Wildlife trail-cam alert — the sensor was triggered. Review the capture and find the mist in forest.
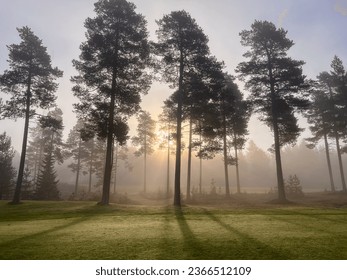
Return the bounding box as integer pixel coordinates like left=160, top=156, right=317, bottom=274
left=48, top=139, right=343, bottom=200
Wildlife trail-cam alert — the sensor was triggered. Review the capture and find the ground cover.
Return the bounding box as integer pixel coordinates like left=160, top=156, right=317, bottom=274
left=1, top=194, right=347, bottom=260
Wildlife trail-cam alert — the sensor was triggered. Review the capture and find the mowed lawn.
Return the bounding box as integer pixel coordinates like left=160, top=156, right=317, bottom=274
left=0, top=200, right=347, bottom=259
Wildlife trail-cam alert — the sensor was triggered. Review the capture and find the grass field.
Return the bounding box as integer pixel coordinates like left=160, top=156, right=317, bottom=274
left=1, top=194, right=347, bottom=260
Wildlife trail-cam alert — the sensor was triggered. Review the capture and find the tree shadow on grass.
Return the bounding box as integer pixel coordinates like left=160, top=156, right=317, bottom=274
left=174, top=207, right=207, bottom=259
left=274, top=209, right=347, bottom=225
left=261, top=210, right=344, bottom=236
left=0, top=215, right=91, bottom=258
left=202, top=209, right=295, bottom=259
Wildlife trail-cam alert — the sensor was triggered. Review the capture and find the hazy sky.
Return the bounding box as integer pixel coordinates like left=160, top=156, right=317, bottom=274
left=1, top=0, right=347, bottom=152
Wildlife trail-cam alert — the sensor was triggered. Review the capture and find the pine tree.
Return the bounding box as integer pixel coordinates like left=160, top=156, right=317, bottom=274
left=329, top=56, right=347, bottom=192
left=158, top=107, right=177, bottom=198
left=35, top=152, right=60, bottom=200
left=21, top=165, right=34, bottom=200
left=72, top=0, right=151, bottom=205
left=132, top=111, right=156, bottom=193
left=0, top=132, right=16, bottom=200
left=305, top=78, right=336, bottom=192
left=0, top=26, right=62, bottom=204
left=66, top=120, right=89, bottom=194
left=236, top=20, right=309, bottom=202
left=154, top=10, right=211, bottom=206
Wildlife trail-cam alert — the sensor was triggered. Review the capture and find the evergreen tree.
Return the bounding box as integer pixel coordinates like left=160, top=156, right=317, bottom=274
left=21, top=165, right=34, bottom=200
left=329, top=56, right=347, bottom=192
left=305, top=78, right=336, bottom=192
left=220, top=76, right=250, bottom=194
left=35, top=152, right=60, bottom=200
left=158, top=107, right=176, bottom=197
left=66, top=120, right=89, bottom=194
left=0, top=132, right=16, bottom=200
left=83, top=137, right=97, bottom=193
left=285, top=174, right=303, bottom=196
left=154, top=10, right=211, bottom=206
left=0, top=26, right=62, bottom=204
left=111, top=143, right=131, bottom=194
left=236, top=20, right=309, bottom=202
left=72, top=0, right=151, bottom=205
left=26, top=108, right=65, bottom=185
left=132, top=111, right=156, bottom=193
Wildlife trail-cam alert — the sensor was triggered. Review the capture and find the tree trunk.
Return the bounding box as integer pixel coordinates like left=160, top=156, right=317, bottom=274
left=323, top=132, right=335, bottom=192
left=199, top=129, right=202, bottom=194
left=166, top=122, right=170, bottom=198
left=36, top=134, right=44, bottom=185
left=12, top=73, right=32, bottom=204
left=186, top=116, right=193, bottom=201
left=101, top=70, right=116, bottom=205
left=272, top=119, right=286, bottom=201
left=234, top=132, right=241, bottom=194
left=327, top=83, right=346, bottom=192
left=267, top=51, right=286, bottom=202
left=222, top=114, right=230, bottom=197
left=144, top=139, right=147, bottom=193
left=74, top=136, right=82, bottom=194
left=335, top=133, right=347, bottom=192
left=88, top=139, right=94, bottom=193
left=174, top=50, right=184, bottom=207
left=113, top=143, right=118, bottom=194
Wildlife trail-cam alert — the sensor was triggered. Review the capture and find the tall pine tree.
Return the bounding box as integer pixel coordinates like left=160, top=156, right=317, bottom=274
left=0, top=26, right=62, bottom=204
left=154, top=10, right=211, bottom=206
left=236, top=20, right=309, bottom=202
left=72, top=0, right=151, bottom=205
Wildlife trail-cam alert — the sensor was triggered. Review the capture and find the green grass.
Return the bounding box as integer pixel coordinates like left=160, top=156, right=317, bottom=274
left=0, top=200, right=347, bottom=259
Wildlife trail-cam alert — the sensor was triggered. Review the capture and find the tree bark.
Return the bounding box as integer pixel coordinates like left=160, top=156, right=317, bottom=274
left=267, top=50, right=287, bottom=202
left=144, top=132, right=147, bottom=193
left=234, top=132, right=241, bottom=194
left=12, top=72, right=32, bottom=204
left=222, top=113, right=230, bottom=197
left=166, top=122, right=170, bottom=198
left=335, top=133, right=347, bottom=192
left=101, top=70, right=116, bottom=205
left=323, top=132, right=335, bottom=192
left=74, top=136, right=82, bottom=194
left=174, top=49, right=184, bottom=207
left=113, top=143, right=118, bottom=194
left=186, top=116, right=193, bottom=200
left=199, top=129, right=202, bottom=194
left=88, top=139, right=94, bottom=193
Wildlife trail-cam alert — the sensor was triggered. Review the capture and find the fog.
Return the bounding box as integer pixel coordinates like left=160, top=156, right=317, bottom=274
left=49, top=139, right=343, bottom=201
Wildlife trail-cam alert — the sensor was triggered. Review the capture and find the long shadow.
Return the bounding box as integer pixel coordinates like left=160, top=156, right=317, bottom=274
left=261, top=211, right=344, bottom=236
left=274, top=208, right=347, bottom=225
left=156, top=206, right=177, bottom=259
left=0, top=216, right=91, bottom=252
left=202, top=209, right=295, bottom=259
left=174, top=207, right=206, bottom=259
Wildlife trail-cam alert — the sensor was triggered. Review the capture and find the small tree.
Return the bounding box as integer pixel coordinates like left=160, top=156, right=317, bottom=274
left=0, top=132, right=16, bottom=200
left=132, top=111, right=156, bottom=193
left=0, top=26, right=62, bottom=204
left=34, top=152, right=60, bottom=200
left=285, top=174, right=303, bottom=197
